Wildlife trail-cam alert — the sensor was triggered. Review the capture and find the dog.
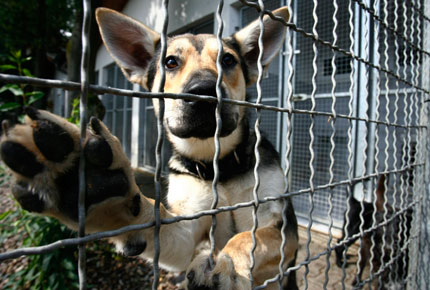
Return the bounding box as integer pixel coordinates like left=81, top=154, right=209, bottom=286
left=335, top=175, right=412, bottom=288
left=335, top=178, right=381, bottom=268
left=0, top=6, right=298, bottom=290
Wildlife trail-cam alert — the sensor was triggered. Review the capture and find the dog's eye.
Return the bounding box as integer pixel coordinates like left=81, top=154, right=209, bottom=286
left=165, top=56, right=179, bottom=69
left=222, top=53, right=236, bottom=67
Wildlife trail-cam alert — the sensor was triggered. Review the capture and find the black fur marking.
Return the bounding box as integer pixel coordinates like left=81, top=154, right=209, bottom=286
left=84, top=135, right=113, bottom=168
left=123, top=240, right=147, bottom=256
left=335, top=193, right=374, bottom=267
left=24, top=106, right=40, bottom=120
left=277, top=198, right=298, bottom=237
left=187, top=34, right=205, bottom=54
left=33, top=120, right=75, bottom=162
left=131, top=194, right=141, bottom=217
left=1, top=141, right=44, bottom=177
left=12, top=183, right=45, bottom=213
left=146, top=40, right=161, bottom=91
left=187, top=270, right=219, bottom=290
left=182, top=72, right=226, bottom=101
left=283, top=252, right=298, bottom=290
left=170, top=120, right=281, bottom=182
left=85, top=168, right=129, bottom=206
left=89, top=117, right=102, bottom=134
left=167, top=73, right=237, bottom=139
left=225, top=37, right=250, bottom=85
left=54, top=162, right=130, bottom=220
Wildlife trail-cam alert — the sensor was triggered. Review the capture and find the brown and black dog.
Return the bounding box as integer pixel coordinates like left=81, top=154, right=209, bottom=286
left=0, top=6, right=298, bottom=290
left=336, top=175, right=412, bottom=288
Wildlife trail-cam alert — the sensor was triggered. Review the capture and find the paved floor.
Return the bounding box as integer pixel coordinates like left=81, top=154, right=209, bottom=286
left=295, top=226, right=363, bottom=290
left=134, top=169, right=365, bottom=289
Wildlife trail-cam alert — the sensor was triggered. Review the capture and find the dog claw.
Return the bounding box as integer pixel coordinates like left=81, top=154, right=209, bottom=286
left=24, top=106, right=40, bottom=120
left=89, top=116, right=102, bottom=134
left=123, top=240, right=147, bottom=256
left=2, top=120, right=10, bottom=135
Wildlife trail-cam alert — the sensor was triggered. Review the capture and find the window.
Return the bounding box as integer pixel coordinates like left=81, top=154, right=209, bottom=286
left=241, top=0, right=283, bottom=151
left=101, top=64, right=133, bottom=157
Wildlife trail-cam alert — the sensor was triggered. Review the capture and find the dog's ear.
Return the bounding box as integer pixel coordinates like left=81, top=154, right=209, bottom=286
left=233, top=6, right=289, bottom=84
left=95, top=8, right=160, bottom=90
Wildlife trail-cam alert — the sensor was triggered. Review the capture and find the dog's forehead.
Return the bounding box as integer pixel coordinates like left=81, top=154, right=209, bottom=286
left=167, top=34, right=233, bottom=56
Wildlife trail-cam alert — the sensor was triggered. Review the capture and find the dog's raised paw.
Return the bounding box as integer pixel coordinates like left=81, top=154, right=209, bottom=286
left=0, top=108, right=139, bottom=229
left=185, top=251, right=250, bottom=290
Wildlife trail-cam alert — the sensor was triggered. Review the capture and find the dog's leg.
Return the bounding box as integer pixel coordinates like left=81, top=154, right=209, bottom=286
left=185, top=225, right=298, bottom=290
left=0, top=109, right=211, bottom=271
left=353, top=236, right=371, bottom=288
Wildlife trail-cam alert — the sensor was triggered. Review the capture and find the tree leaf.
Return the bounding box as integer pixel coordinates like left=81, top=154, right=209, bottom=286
left=0, top=64, right=17, bottom=71
left=0, top=84, right=17, bottom=94
left=27, top=92, right=44, bottom=105
left=0, top=102, right=21, bottom=112
left=0, top=84, right=24, bottom=96
left=12, top=50, right=21, bottom=59
left=22, top=68, right=33, bottom=77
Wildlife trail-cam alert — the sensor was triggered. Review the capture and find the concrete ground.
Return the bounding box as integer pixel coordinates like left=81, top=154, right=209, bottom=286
left=295, top=226, right=361, bottom=290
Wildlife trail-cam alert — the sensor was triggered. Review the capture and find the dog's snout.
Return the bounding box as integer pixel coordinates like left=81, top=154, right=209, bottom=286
left=185, top=81, right=217, bottom=102
left=183, top=79, right=226, bottom=104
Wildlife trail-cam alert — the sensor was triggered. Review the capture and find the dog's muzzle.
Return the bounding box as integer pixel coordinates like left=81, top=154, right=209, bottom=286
left=166, top=79, right=238, bottom=139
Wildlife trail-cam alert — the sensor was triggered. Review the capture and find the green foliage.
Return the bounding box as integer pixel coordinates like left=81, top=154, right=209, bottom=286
left=0, top=50, right=45, bottom=117
left=0, top=163, right=79, bottom=289
left=0, top=207, right=79, bottom=290
left=67, top=94, right=107, bottom=125
left=67, top=97, right=81, bottom=125
left=0, top=0, right=78, bottom=55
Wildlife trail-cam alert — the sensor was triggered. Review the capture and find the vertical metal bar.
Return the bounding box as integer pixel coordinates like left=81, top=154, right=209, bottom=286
left=388, top=0, right=401, bottom=284
left=152, top=1, right=169, bottom=288
left=122, top=78, right=128, bottom=154
left=303, top=0, right=318, bottom=287
left=379, top=0, right=392, bottom=287
left=65, top=90, right=72, bottom=118
left=340, top=1, right=357, bottom=288
left=417, top=2, right=430, bottom=283
left=278, top=2, right=294, bottom=287
left=368, top=0, right=381, bottom=287
left=113, top=69, right=118, bottom=134
left=417, top=1, right=430, bottom=280
left=395, top=1, right=409, bottom=283
left=249, top=1, right=265, bottom=287
left=400, top=1, right=413, bottom=287
left=323, top=0, right=338, bottom=287
left=354, top=1, right=370, bottom=284
left=78, top=0, right=91, bottom=289
left=131, top=84, right=141, bottom=167
left=408, top=1, right=423, bottom=288
left=209, top=0, right=224, bottom=268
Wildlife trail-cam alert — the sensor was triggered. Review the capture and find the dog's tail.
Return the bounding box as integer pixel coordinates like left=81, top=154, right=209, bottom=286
left=375, top=174, right=387, bottom=212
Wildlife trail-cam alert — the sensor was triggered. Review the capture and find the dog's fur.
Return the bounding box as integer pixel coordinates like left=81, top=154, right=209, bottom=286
left=335, top=175, right=412, bottom=289
left=0, top=6, right=298, bottom=289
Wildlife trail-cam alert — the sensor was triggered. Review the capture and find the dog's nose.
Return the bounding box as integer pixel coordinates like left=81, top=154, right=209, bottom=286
left=183, top=80, right=223, bottom=104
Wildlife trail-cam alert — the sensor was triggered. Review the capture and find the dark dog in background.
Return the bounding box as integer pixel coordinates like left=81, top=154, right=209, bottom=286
left=335, top=174, right=412, bottom=288
left=335, top=180, right=376, bottom=268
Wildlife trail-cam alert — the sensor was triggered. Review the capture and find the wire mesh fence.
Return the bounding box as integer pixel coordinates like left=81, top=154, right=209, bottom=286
left=0, top=0, right=429, bottom=289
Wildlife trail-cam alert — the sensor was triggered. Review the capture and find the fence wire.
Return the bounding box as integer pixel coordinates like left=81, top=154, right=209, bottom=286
left=0, top=0, right=429, bottom=290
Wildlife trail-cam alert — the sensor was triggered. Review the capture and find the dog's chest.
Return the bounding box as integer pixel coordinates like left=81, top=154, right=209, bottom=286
left=167, top=167, right=285, bottom=231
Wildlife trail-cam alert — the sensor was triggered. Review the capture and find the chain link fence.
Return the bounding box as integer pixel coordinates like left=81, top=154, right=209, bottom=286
left=0, top=0, right=429, bottom=289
